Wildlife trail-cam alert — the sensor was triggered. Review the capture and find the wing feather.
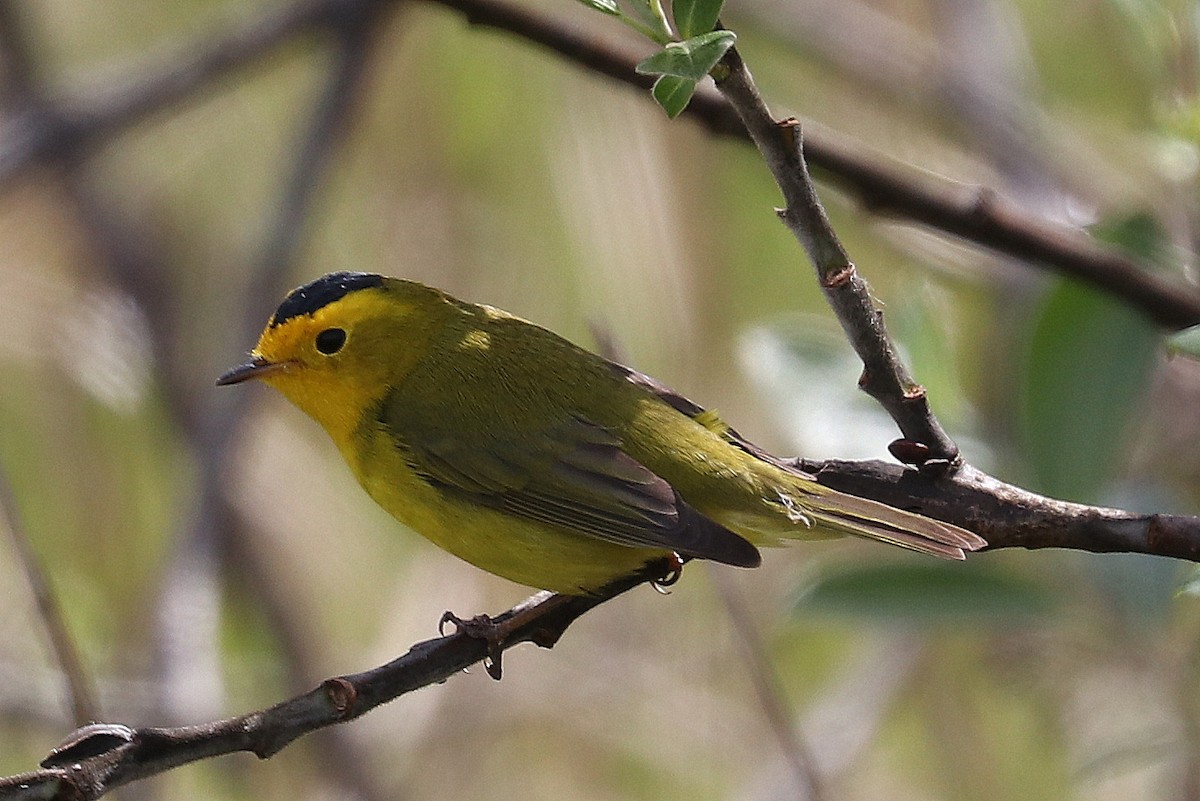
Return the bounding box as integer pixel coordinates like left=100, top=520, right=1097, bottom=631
left=387, top=403, right=760, bottom=568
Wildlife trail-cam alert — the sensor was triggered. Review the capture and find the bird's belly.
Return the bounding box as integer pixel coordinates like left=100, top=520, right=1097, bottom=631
left=354, top=448, right=666, bottom=595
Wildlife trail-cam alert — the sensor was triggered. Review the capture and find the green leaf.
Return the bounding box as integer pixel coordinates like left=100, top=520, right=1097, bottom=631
left=635, top=30, right=736, bottom=81
left=796, top=562, right=1054, bottom=625
left=650, top=74, right=696, bottom=118
left=625, top=0, right=673, bottom=42
left=673, top=0, right=724, bottom=38
left=573, top=0, right=621, bottom=15
left=1019, top=214, right=1164, bottom=502
left=1168, top=324, right=1200, bottom=358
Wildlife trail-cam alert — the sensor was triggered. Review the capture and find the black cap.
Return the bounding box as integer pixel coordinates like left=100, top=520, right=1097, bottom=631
left=270, top=272, right=384, bottom=327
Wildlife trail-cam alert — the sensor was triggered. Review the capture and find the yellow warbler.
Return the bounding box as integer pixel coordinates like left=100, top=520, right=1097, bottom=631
left=219, top=272, right=983, bottom=594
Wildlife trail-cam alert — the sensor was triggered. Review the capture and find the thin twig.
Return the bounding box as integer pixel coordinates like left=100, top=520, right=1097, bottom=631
left=711, top=572, right=824, bottom=801
left=425, top=0, right=1200, bottom=330
left=0, top=0, right=383, bottom=186
left=0, top=568, right=665, bottom=801
left=0, top=0, right=1192, bottom=330
left=151, top=9, right=390, bottom=799
left=712, top=43, right=959, bottom=467
left=0, top=467, right=99, bottom=727
left=1, top=2, right=391, bottom=797
left=0, top=4, right=100, bottom=729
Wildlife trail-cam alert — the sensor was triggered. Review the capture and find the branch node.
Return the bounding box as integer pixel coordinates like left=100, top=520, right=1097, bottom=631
left=323, top=677, right=358, bottom=717
left=887, top=438, right=960, bottom=475
left=776, top=116, right=801, bottom=151
left=887, top=438, right=931, bottom=467
left=41, top=724, right=135, bottom=769
left=821, top=263, right=856, bottom=288
left=917, top=456, right=960, bottom=477
left=529, top=627, right=563, bottom=649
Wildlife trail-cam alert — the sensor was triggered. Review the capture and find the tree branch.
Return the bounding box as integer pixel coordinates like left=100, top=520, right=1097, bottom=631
left=0, top=0, right=1193, bottom=328
left=796, top=458, right=1200, bottom=561
left=697, top=40, right=1200, bottom=559
left=5, top=3, right=1200, bottom=796
left=712, top=571, right=824, bottom=801
left=0, top=467, right=98, bottom=728
left=8, top=444, right=1200, bottom=799
left=712, top=43, right=959, bottom=467
left=426, top=0, right=1200, bottom=330
left=0, top=0, right=382, bottom=186
left=0, top=566, right=664, bottom=801
left=0, top=2, right=394, bottom=798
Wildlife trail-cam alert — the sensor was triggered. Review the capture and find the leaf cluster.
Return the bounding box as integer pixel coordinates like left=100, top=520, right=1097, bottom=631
left=575, top=0, right=735, bottom=116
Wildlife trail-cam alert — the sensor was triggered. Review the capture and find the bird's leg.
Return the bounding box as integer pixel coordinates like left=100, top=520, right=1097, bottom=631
left=438, top=557, right=687, bottom=679
left=651, top=552, right=685, bottom=594
left=439, top=591, right=575, bottom=680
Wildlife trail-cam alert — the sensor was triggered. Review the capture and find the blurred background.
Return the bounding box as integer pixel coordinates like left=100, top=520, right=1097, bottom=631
left=1, top=0, right=1199, bottom=798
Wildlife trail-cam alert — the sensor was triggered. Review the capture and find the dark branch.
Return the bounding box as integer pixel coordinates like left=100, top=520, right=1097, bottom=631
left=426, top=0, right=1200, bottom=330
left=0, top=0, right=385, bottom=186
left=7, top=446, right=1200, bottom=799
left=4, top=2, right=1200, bottom=796
left=0, top=0, right=1193, bottom=329
left=0, top=567, right=663, bottom=801
left=0, top=2, right=100, bottom=730
left=796, top=458, right=1200, bottom=562
left=712, top=43, right=959, bottom=467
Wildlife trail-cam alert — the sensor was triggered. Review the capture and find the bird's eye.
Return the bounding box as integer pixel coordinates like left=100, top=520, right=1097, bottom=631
left=315, top=328, right=346, bottom=355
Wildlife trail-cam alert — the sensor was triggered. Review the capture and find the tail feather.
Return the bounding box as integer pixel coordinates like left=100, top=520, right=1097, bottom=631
left=807, top=491, right=986, bottom=560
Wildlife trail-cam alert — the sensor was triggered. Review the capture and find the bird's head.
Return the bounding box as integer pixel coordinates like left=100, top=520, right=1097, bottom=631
left=218, top=271, right=447, bottom=441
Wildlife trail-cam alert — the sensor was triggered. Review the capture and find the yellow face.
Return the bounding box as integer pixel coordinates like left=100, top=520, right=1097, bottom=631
left=219, top=283, right=428, bottom=444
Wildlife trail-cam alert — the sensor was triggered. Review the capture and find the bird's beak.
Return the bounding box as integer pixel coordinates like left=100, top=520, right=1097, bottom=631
left=216, top=356, right=290, bottom=386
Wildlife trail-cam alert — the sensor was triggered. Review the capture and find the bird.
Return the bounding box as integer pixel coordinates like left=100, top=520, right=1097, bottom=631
left=218, top=271, right=984, bottom=597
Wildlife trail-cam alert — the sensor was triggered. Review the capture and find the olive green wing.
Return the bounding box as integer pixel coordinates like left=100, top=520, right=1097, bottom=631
left=381, top=406, right=760, bottom=569
left=612, top=363, right=986, bottom=558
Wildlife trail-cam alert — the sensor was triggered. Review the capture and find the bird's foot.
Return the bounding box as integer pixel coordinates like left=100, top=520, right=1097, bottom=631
left=650, top=552, right=685, bottom=594
left=439, top=611, right=507, bottom=679
left=439, top=592, right=574, bottom=680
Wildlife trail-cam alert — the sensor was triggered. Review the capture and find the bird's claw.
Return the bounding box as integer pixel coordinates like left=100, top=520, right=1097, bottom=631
left=651, top=552, right=685, bottom=594
left=439, top=611, right=506, bottom=680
